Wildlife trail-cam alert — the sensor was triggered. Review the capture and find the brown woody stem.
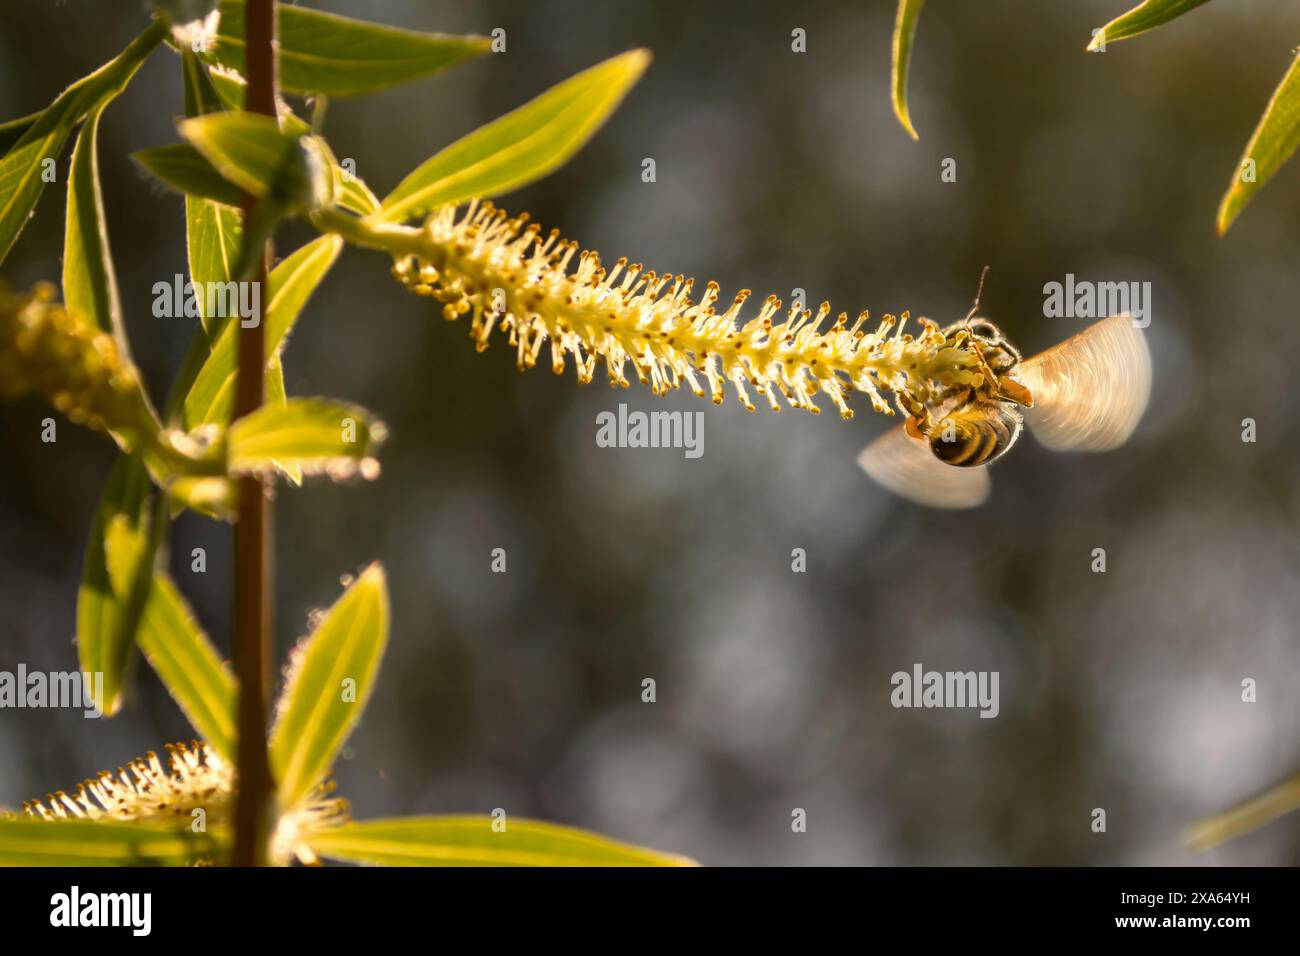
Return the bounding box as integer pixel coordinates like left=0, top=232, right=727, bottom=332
left=232, top=0, right=278, bottom=868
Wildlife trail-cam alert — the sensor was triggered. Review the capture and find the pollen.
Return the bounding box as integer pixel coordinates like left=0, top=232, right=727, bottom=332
left=391, top=202, right=982, bottom=420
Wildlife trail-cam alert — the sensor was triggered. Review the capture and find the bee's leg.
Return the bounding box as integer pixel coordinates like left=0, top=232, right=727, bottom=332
left=892, top=389, right=931, bottom=437
left=893, top=387, right=924, bottom=419
left=964, top=336, right=1003, bottom=393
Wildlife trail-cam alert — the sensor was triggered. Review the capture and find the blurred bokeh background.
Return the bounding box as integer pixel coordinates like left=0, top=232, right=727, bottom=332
left=2, top=0, right=1299, bottom=865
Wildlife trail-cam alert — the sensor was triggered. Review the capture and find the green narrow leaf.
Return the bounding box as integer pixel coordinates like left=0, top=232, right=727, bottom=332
left=179, top=110, right=297, bottom=197
left=155, top=50, right=245, bottom=424
left=1187, top=772, right=1300, bottom=850
left=265, top=356, right=287, bottom=401
left=0, top=20, right=166, bottom=266
left=890, top=0, right=925, bottom=140
left=317, top=138, right=379, bottom=216
left=264, top=355, right=302, bottom=485
left=0, top=124, right=76, bottom=265
left=0, top=818, right=224, bottom=866
left=1087, top=0, right=1213, bottom=50
left=270, top=564, right=389, bottom=807
left=207, top=66, right=247, bottom=112
left=103, top=512, right=147, bottom=599
left=166, top=476, right=236, bottom=520
left=212, top=0, right=490, bottom=97
left=226, top=396, right=385, bottom=477
left=182, top=45, right=223, bottom=117
left=186, top=180, right=245, bottom=337
left=136, top=572, right=237, bottom=762
left=378, top=49, right=651, bottom=224
left=1216, top=53, right=1300, bottom=236
left=334, top=164, right=380, bottom=217
left=179, top=110, right=332, bottom=214
left=0, top=111, right=41, bottom=156
left=134, top=143, right=246, bottom=206
left=182, top=50, right=246, bottom=344
left=76, top=455, right=154, bottom=717
left=304, top=817, right=696, bottom=867
left=63, top=107, right=124, bottom=344
left=182, top=234, right=343, bottom=428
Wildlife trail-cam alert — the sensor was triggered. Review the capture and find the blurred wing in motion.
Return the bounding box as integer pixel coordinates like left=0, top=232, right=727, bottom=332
left=857, top=424, right=991, bottom=509
left=1015, top=314, right=1151, bottom=452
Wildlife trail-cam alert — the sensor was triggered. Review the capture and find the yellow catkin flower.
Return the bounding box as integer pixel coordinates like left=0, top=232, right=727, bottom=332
left=0, top=281, right=158, bottom=446
left=19, top=741, right=349, bottom=866
left=390, top=201, right=983, bottom=419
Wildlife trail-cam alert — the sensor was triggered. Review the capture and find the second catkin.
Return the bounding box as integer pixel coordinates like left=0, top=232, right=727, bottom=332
left=0, top=281, right=159, bottom=448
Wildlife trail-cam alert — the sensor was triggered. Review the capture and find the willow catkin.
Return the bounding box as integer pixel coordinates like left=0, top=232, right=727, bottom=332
left=391, top=201, right=984, bottom=420
left=20, top=741, right=349, bottom=866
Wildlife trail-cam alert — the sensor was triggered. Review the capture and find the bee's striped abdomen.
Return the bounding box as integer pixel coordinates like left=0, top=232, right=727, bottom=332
left=928, top=401, right=1024, bottom=468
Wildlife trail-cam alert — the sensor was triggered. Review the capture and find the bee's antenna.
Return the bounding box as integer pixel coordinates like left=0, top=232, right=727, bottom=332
left=965, top=265, right=991, bottom=323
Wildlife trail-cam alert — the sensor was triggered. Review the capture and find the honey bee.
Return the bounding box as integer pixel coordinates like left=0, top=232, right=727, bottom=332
left=858, top=277, right=1151, bottom=508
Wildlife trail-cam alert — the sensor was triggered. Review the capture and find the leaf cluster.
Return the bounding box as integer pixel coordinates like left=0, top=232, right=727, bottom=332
left=0, top=1, right=684, bottom=867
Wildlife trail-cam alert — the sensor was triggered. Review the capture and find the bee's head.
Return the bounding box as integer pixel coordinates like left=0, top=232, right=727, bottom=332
left=963, top=318, right=1002, bottom=342
left=941, top=316, right=1000, bottom=343
left=941, top=319, right=1019, bottom=371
